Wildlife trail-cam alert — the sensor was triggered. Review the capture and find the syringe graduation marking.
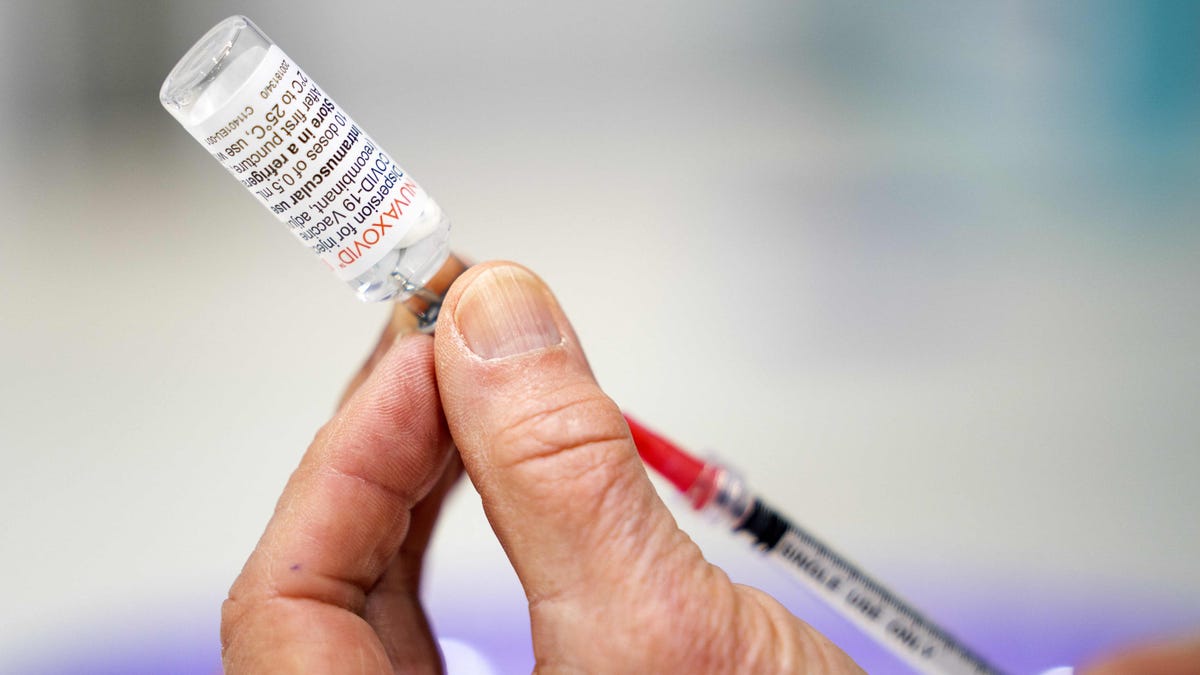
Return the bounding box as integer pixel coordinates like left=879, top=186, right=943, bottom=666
left=625, top=414, right=1005, bottom=675
left=752, top=503, right=996, bottom=673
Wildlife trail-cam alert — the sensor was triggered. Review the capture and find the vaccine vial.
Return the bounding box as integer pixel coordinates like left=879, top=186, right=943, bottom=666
left=160, top=16, right=461, bottom=320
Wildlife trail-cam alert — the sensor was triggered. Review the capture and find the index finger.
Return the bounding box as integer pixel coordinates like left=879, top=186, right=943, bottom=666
left=221, top=333, right=454, bottom=671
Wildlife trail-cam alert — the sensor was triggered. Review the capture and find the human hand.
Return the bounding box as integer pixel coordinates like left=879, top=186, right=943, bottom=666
left=220, top=261, right=863, bottom=673
left=220, top=302, right=459, bottom=671
left=1081, top=633, right=1200, bottom=675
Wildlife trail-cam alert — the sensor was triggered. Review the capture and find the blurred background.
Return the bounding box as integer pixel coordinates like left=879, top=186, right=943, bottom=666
left=1, top=1, right=1197, bottom=673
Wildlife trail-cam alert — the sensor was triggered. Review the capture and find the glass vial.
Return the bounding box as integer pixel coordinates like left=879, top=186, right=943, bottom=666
left=160, top=16, right=452, bottom=305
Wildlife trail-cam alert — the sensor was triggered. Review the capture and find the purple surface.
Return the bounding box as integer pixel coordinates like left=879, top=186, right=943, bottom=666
left=7, top=571, right=1197, bottom=674
left=736, top=553, right=1200, bottom=674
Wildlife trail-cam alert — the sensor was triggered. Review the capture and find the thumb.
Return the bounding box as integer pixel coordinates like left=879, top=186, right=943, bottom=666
left=433, top=262, right=702, bottom=608
left=434, top=262, right=862, bottom=673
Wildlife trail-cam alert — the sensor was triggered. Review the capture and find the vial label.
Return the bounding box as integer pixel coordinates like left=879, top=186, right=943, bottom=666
left=181, top=45, right=429, bottom=280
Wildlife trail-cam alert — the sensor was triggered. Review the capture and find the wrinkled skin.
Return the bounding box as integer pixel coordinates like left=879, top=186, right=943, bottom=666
left=221, top=261, right=1199, bottom=674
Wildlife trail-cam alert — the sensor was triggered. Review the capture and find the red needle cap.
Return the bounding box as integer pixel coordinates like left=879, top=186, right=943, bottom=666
left=623, top=414, right=706, bottom=494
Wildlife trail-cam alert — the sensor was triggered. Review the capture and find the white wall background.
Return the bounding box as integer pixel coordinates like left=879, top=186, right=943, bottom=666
left=1, top=1, right=1197, bottom=671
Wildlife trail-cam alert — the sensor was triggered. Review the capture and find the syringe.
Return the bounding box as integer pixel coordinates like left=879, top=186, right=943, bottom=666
left=624, top=414, right=1007, bottom=675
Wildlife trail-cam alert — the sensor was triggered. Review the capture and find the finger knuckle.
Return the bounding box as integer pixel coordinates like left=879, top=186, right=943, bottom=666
left=219, top=594, right=248, bottom=656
